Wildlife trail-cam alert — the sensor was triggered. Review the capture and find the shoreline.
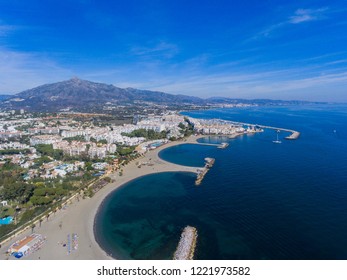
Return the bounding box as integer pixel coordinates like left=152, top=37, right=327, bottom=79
left=0, top=135, right=205, bottom=260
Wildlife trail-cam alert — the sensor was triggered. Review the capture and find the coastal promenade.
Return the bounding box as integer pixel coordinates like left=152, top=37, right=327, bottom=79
left=0, top=137, right=203, bottom=260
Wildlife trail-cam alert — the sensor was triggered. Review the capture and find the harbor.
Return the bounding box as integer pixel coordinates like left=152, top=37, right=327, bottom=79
left=173, top=226, right=198, bottom=260
left=195, top=157, right=215, bottom=186
left=226, top=121, right=300, bottom=140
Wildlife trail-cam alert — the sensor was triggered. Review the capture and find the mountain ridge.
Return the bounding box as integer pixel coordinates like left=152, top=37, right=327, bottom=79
left=0, top=78, right=323, bottom=112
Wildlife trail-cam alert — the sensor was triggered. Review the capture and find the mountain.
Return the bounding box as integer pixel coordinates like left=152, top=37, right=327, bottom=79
left=0, top=78, right=322, bottom=112
left=0, top=95, right=11, bottom=101
left=205, top=96, right=311, bottom=105
left=0, top=78, right=205, bottom=112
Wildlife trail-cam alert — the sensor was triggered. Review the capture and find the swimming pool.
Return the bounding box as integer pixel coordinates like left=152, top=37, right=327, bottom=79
left=0, top=216, right=13, bottom=225
left=149, top=141, right=164, bottom=148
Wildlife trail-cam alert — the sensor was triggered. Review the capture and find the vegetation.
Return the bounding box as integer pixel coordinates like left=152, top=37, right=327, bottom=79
left=0, top=224, right=16, bottom=240
left=90, top=137, right=107, bottom=144
left=33, top=156, right=52, bottom=168
left=15, top=124, right=31, bottom=131
left=63, top=135, right=86, bottom=142
left=30, top=187, right=67, bottom=205
left=0, top=149, right=31, bottom=155
left=122, top=128, right=168, bottom=140
left=0, top=160, right=96, bottom=240
left=117, top=146, right=135, bottom=156
left=179, top=118, right=195, bottom=137
left=0, top=163, right=34, bottom=204
left=0, top=206, right=15, bottom=219
left=35, top=144, right=64, bottom=160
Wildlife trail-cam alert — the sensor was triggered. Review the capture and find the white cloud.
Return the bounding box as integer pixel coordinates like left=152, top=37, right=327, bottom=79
left=119, top=63, right=347, bottom=102
left=130, top=41, right=179, bottom=59
left=252, top=7, right=328, bottom=39
left=0, top=48, right=73, bottom=94
left=0, top=24, right=16, bottom=37
left=1, top=44, right=346, bottom=102
left=289, top=8, right=328, bottom=24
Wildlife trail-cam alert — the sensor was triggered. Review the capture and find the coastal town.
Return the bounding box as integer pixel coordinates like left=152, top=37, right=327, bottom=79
left=0, top=108, right=281, bottom=259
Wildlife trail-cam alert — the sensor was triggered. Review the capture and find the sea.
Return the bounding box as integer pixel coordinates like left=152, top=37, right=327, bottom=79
left=94, top=104, right=347, bottom=260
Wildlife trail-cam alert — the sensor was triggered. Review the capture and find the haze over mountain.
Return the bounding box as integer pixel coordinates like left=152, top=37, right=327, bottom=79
left=0, top=78, right=318, bottom=112
left=1, top=78, right=206, bottom=112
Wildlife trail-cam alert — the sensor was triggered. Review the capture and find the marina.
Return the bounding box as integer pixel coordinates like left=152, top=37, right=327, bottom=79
left=256, top=125, right=300, bottom=140
left=173, top=226, right=198, bottom=260
left=224, top=120, right=300, bottom=141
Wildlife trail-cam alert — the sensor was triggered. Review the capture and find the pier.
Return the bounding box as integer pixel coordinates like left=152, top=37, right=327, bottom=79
left=194, top=142, right=229, bottom=149
left=218, top=142, right=229, bottom=149
left=173, top=226, right=198, bottom=260
left=195, top=158, right=215, bottom=186
left=285, top=131, right=300, bottom=140
left=259, top=125, right=300, bottom=140
left=194, top=142, right=221, bottom=147
left=227, top=121, right=300, bottom=140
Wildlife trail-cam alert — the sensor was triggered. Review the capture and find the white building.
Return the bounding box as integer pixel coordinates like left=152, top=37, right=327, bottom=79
left=30, top=135, right=62, bottom=146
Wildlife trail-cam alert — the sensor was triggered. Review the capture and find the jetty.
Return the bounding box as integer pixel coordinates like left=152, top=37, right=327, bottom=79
left=226, top=121, right=300, bottom=141
left=195, top=157, right=215, bottom=186
left=218, top=142, right=229, bottom=149
left=285, top=131, right=300, bottom=140
left=173, top=226, right=198, bottom=260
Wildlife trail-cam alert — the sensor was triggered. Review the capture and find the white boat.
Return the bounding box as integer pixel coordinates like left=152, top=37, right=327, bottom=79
left=273, top=130, right=282, bottom=144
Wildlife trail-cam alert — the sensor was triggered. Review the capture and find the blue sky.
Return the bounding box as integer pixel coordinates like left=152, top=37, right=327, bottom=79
left=0, top=0, right=347, bottom=101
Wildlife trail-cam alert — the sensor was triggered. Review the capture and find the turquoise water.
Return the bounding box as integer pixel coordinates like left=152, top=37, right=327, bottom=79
left=0, top=216, right=13, bottom=225
left=150, top=141, right=164, bottom=148
left=95, top=105, right=347, bottom=259
left=159, top=143, right=217, bottom=167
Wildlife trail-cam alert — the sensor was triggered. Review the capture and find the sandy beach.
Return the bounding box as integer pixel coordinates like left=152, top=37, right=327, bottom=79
left=0, top=135, right=208, bottom=260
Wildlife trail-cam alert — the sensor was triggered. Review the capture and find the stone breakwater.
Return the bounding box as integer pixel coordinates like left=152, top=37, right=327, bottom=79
left=173, top=226, right=198, bottom=260
left=285, top=131, right=300, bottom=140
left=195, top=158, right=215, bottom=186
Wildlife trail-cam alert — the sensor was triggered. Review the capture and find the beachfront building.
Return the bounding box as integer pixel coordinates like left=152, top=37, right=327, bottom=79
left=92, top=162, right=109, bottom=170
left=8, top=234, right=46, bottom=258
left=190, top=118, right=245, bottom=135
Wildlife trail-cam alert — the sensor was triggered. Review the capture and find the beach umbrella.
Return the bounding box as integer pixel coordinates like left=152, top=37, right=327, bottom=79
left=14, top=252, right=23, bottom=258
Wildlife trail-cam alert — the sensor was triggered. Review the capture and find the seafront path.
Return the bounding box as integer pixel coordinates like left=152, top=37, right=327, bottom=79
left=0, top=136, right=204, bottom=260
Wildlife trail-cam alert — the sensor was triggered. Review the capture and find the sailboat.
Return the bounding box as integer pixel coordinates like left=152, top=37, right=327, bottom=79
left=273, top=130, right=282, bottom=144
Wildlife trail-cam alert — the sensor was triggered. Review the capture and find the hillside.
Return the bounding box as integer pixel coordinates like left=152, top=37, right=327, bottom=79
left=1, top=78, right=205, bottom=112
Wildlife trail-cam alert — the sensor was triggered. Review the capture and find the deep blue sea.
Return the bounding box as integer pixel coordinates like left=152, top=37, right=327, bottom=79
left=95, top=104, right=347, bottom=260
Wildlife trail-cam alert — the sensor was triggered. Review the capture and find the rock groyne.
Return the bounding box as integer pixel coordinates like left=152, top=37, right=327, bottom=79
left=173, top=226, right=198, bottom=260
